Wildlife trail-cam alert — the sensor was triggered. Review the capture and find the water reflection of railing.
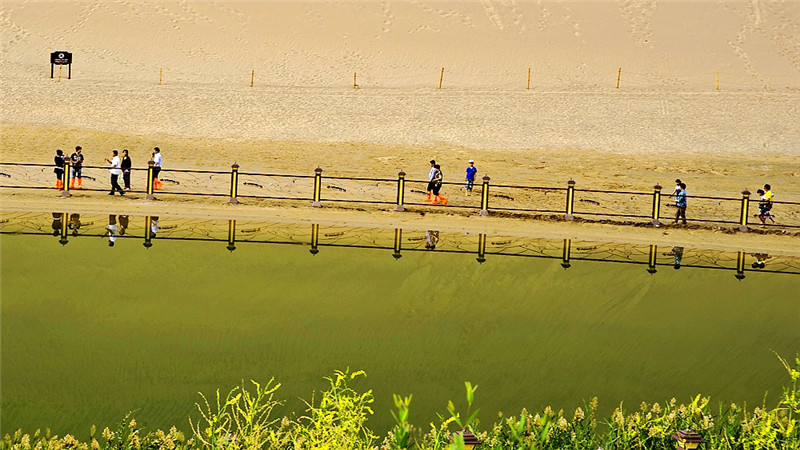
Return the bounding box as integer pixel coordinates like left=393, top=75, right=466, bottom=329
left=2, top=212, right=799, bottom=279
left=2, top=161, right=799, bottom=231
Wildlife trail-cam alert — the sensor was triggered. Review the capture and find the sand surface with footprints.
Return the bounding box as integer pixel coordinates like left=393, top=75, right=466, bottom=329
left=1, top=1, right=799, bottom=250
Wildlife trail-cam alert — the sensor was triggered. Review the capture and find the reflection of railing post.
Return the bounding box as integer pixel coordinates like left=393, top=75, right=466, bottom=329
left=392, top=228, right=402, bottom=259
left=310, top=223, right=319, bottom=254
left=61, top=160, right=72, bottom=198
left=738, top=190, right=751, bottom=232
left=146, top=160, right=156, bottom=200
left=312, top=167, right=323, bottom=208
left=227, top=219, right=236, bottom=252
left=565, top=179, right=575, bottom=221
left=229, top=163, right=240, bottom=205
left=476, top=233, right=486, bottom=263
left=561, top=239, right=571, bottom=269
left=143, top=216, right=153, bottom=248
left=647, top=244, right=658, bottom=274
left=651, top=184, right=662, bottom=227
left=395, top=171, right=406, bottom=212
left=59, top=212, right=69, bottom=245
left=479, top=175, right=490, bottom=216
left=735, top=251, right=746, bottom=280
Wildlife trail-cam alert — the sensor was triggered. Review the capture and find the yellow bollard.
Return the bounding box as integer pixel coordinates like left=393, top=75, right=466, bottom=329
left=438, top=67, right=444, bottom=89
left=146, top=160, right=155, bottom=200
left=616, top=67, right=621, bottom=89
left=354, top=72, right=357, bottom=89
left=395, top=170, right=406, bottom=212
left=715, top=68, right=720, bottom=91
left=61, top=160, right=72, bottom=198
left=647, top=245, right=658, bottom=274
left=564, top=179, right=576, bottom=220
left=251, top=70, right=254, bottom=88
left=735, top=251, right=746, bottom=280
left=228, top=163, right=240, bottom=204
left=479, top=175, right=490, bottom=216
left=527, top=67, right=531, bottom=90
left=738, top=190, right=750, bottom=232
left=312, top=167, right=322, bottom=207
left=651, top=184, right=662, bottom=226
left=159, top=68, right=162, bottom=86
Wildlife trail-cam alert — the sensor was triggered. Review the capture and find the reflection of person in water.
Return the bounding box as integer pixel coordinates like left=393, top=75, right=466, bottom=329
left=751, top=253, right=769, bottom=269
left=665, top=246, right=684, bottom=269
left=105, top=215, right=118, bottom=247
left=118, top=215, right=129, bottom=235
left=51, top=212, right=63, bottom=236
left=69, top=213, right=81, bottom=236
left=424, top=230, right=439, bottom=250
left=150, top=216, right=159, bottom=238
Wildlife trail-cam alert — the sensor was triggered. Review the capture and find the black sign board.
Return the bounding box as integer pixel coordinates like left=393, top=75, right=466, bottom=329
left=50, top=51, right=72, bottom=65
left=50, top=51, right=73, bottom=79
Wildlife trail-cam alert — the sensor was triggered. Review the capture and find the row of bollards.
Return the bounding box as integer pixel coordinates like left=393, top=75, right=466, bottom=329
left=55, top=163, right=758, bottom=231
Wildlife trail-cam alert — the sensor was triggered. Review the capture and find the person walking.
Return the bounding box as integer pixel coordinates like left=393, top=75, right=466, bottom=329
left=152, top=147, right=163, bottom=190
left=105, top=149, right=125, bottom=195
left=465, top=159, right=477, bottom=196
left=53, top=149, right=65, bottom=189
left=755, top=189, right=774, bottom=225
left=121, top=149, right=132, bottom=190
left=69, top=146, right=84, bottom=189
left=425, top=159, right=436, bottom=202
left=673, top=182, right=687, bottom=224
left=431, top=164, right=448, bottom=205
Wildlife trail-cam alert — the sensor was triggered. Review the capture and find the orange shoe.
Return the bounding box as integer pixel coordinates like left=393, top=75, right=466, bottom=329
left=439, top=196, right=448, bottom=205
left=76, top=178, right=83, bottom=189
left=69, top=178, right=75, bottom=189
left=424, top=192, right=432, bottom=202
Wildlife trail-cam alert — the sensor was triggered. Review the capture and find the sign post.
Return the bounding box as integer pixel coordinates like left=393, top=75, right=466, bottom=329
left=50, top=51, right=73, bottom=79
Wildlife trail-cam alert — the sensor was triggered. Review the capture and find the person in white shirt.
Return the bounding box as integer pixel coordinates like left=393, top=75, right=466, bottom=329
left=425, top=159, right=436, bottom=202
left=105, top=149, right=125, bottom=195
left=152, top=147, right=163, bottom=190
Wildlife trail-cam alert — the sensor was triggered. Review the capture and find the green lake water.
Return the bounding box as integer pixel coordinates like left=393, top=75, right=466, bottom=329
left=1, top=213, right=798, bottom=437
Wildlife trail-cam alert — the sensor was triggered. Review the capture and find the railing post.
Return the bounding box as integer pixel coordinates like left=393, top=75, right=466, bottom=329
left=647, top=245, right=658, bottom=274
left=392, top=228, right=402, bottom=259
left=61, top=160, right=71, bottom=198
left=561, top=239, right=571, bottom=269
left=738, top=190, right=751, bottom=232
left=59, top=212, right=69, bottom=245
left=143, top=216, right=153, bottom=248
left=227, top=219, right=236, bottom=252
left=565, top=179, right=576, bottom=221
left=735, top=251, right=746, bottom=280
left=309, top=223, right=320, bottom=254
left=395, top=171, right=406, bottom=212
left=312, top=167, right=322, bottom=208
left=146, top=160, right=156, bottom=200
left=651, top=184, right=662, bottom=227
left=476, top=233, right=486, bottom=263
left=479, top=175, right=490, bottom=216
left=229, top=163, right=240, bottom=204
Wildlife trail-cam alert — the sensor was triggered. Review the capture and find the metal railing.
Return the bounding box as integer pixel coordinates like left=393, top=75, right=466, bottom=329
left=2, top=161, right=798, bottom=231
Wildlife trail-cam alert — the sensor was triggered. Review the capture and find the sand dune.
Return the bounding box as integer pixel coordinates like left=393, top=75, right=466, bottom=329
left=1, top=1, right=798, bottom=219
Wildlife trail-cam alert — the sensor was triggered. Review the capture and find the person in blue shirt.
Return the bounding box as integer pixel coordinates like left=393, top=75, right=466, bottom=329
left=673, top=182, right=687, bottom=224
left=465, top=159, right=477, bottom=196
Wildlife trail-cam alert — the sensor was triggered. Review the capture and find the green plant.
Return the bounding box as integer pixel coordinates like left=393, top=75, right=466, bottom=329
left=190, top=378, right=281, bottom=448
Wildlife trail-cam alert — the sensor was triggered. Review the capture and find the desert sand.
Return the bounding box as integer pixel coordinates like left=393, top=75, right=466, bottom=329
left=1, top=1, right=799, bottom=253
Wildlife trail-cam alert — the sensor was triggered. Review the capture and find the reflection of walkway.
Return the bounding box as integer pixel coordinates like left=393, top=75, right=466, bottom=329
left=2, top=212, right=800, bottom=279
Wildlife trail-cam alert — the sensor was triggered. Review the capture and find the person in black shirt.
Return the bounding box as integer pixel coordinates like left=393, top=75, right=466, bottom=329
left=53, top=149, right=65, bottom=189
left=70, top=146, right=84, bottom=189
left=121, top=149, right=132, bottom=190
